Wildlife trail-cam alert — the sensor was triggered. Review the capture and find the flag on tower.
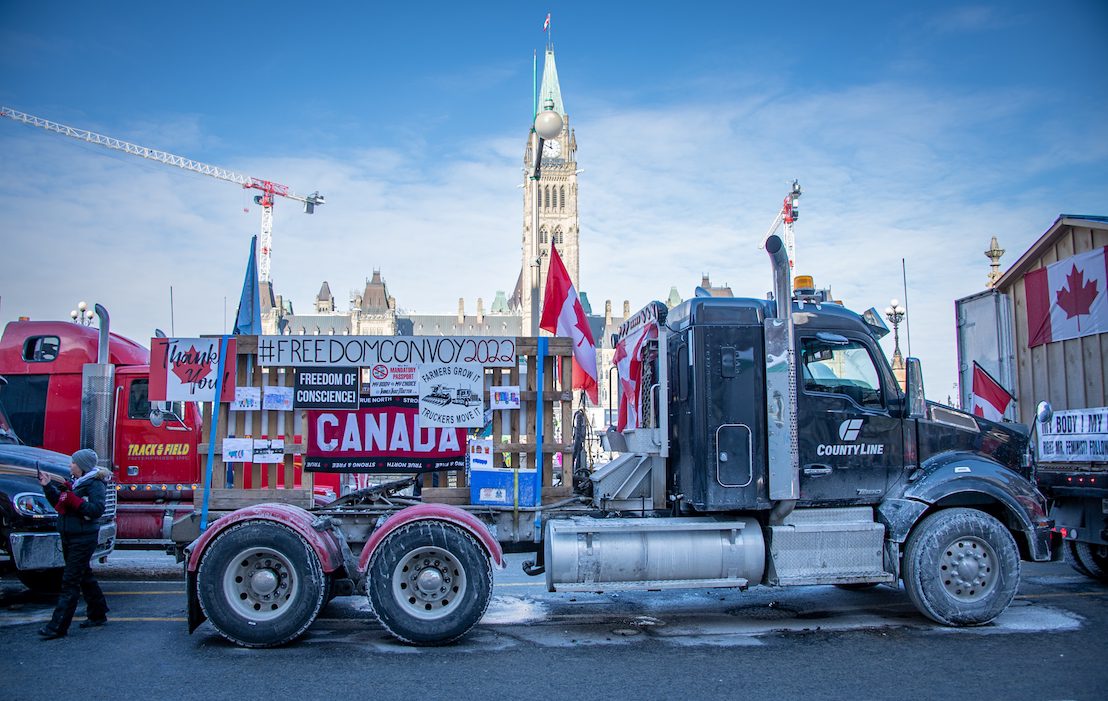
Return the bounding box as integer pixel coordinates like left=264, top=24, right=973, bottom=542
left=543, top=13, right=551, bottom=31
left=540, top=244, right=599, bottom=403
left=970, top=362, right=1013, bottom=423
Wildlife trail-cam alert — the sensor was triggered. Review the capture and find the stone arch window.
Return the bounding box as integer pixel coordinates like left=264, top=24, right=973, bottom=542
left=540, top=226, right=548, bottom=244
left=559, top=186, right=565, bottom=209
left=553, top=227, right=563, bottom=245
left=544, top=186, right=550, bottom=209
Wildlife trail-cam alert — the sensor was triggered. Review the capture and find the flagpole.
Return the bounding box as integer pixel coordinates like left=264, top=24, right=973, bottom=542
left=532, top=49, right=537, bottom=118
left=902, top=258, right=912, bottom=357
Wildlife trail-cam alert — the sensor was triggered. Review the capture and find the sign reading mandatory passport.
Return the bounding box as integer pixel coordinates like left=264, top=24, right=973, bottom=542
left=305, top=395, right=466, bottom=473
left=294, top=367, right=359, bottom=410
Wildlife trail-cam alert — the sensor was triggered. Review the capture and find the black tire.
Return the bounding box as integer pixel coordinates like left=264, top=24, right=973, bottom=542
left=1064, top=539, right=1094, bottom=578
left=902, top=508, right=1020, bottom=626
left=197, top=521, right=326, bottom=648
left=1073, top=542, right=1108, bottom=583
left=17, top=567, right=64, bottom=594
left=367, top=521, right=492, bottom=645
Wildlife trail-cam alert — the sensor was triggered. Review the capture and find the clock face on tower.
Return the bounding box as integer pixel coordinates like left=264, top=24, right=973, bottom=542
left=542, top=138, right=562, bottom=159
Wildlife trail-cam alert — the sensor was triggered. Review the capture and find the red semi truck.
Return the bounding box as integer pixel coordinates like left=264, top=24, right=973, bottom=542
left=0, top=317, right=204, bottom=546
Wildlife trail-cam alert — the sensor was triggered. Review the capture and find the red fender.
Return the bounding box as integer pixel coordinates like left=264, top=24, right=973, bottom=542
left=186, top=503, right=342, bottom=574
left=357, top=503, right=504, bottom=573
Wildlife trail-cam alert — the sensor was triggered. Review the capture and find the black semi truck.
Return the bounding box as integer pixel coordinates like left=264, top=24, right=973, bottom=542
left=182, top=234, right=1061, bottom=647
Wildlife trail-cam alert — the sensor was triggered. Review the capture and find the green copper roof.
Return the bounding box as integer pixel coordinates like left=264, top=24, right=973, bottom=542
left=538, top=48, right=565, bottom=117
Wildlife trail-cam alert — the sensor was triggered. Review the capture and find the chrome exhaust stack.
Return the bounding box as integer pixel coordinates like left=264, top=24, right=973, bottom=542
left=764, top=235, right=798, bottom=522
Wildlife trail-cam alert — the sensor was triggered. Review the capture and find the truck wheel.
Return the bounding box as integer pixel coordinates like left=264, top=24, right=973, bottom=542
left=367, top=521, right=492, bottom=645
left=197, top=521, right=326, bottom=648
left=17, top=567, right=64, bottom=594
left=1073, top=542, right=1108, bottom=583
left=902, top=508, right=1020, bottom=626
left=1064, top=540, right=1094, bottom=578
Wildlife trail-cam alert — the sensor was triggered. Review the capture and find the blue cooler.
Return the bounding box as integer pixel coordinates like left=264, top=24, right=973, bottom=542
left=469, top=465, right=538, bottom=506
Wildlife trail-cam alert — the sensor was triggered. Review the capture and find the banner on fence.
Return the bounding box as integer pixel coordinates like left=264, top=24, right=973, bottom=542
left=257, top=335, right=516, bottom=368
left=304, top=395, right=467, bottom=473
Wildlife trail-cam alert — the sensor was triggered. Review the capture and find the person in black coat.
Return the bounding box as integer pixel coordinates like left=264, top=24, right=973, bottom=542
left=36, top=448, right=111, bottom=639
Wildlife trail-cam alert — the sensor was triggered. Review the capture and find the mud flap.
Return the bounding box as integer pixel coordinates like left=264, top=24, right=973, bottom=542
left=186, top=567, right=206, bottom=633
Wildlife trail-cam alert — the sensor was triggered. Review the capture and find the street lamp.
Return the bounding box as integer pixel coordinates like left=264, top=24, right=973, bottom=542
left=885, top=299, right=906, bottom=386
left=530, top=98, right=564, bottom=337
left=70, top=300, right=95, bottom=326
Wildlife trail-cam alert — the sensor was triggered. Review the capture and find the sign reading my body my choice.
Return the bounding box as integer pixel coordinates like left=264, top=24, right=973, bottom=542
left=257, top=335, right=517, bottom=368
left=294, top=367, right=360, bottom=410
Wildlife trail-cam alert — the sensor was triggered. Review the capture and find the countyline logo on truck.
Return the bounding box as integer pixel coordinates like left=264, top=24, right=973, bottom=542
left=816, top=419, right=885, bottom=456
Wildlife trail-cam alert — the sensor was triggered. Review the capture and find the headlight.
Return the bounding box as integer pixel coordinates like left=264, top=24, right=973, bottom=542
left=12, top=492, right=56, bottom=517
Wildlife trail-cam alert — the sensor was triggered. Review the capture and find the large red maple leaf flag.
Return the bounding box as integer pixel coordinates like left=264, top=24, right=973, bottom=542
left=539, top=245, right=599, bottom=403
left=971, top=362, right=1014, bottom=422
left=1024, top=246, right=1108, bottom=347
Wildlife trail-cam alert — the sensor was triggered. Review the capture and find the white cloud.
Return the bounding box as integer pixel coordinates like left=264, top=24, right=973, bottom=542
left=2, top=75, right=1106, bottom=410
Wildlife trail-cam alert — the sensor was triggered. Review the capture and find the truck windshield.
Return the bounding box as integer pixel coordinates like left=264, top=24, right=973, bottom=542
left=801, top=339, right=884, bottom=408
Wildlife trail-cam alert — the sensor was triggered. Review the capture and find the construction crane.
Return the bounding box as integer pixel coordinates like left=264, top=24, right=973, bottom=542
left=762, top=179, right=801, bottom=270
left=0, top=106, right=323, bottom=284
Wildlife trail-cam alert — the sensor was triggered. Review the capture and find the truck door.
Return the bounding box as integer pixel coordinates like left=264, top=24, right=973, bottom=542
left=795, top=333, right=903, bottom=504
left=114, top=376, right=195, bottom=485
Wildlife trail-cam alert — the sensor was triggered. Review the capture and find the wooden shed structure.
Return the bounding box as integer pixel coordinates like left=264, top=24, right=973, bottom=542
left=992, top=214, right=1108, bottom=426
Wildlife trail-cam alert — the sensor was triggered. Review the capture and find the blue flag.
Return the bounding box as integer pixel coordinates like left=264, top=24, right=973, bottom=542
left=233, top=236, right=261, bottom=335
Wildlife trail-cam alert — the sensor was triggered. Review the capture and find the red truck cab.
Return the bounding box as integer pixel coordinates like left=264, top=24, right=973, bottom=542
left=0, top=321, right=202, bottom=544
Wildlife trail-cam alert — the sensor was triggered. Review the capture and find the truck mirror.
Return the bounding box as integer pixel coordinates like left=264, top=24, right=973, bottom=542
left=905, top=357, right=926, bottom=418
left=149, top=407, right=165, bottom=428
left=1035, top=401, right=1053, bottom=425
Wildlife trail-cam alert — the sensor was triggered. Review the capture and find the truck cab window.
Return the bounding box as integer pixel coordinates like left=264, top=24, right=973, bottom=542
left=128, top=379, right=152, bottom=420
left=801, top=338, right=883, bottom=408
left=22, top=336, right=59, bottom=362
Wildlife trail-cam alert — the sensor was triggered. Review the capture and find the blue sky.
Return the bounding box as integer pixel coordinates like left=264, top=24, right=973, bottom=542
left=2, top=1, right=1107, bottom=405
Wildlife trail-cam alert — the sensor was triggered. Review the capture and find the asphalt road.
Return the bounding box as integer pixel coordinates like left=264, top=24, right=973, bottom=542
left=1, top=553, right=1105, bottom=701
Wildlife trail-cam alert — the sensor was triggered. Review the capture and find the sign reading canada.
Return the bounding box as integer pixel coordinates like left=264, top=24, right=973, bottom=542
left=305, top=395, right=466, bottom=473
left=257, top=335, right=516, bottom=368
left=149, top=337, right=236, bottom=402
left=1038, top=406, right=1108, bottom=463
left=294, top=367, right=360, bottom=409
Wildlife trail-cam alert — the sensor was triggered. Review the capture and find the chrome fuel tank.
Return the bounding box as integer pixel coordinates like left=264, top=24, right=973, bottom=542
left=544, top=516, right=765, bottom=592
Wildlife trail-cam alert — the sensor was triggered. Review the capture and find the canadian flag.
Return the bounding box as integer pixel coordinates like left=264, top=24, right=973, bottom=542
left=970, top=362, right=1014, bottom=423
left=612, top=315, right=658, bottom=431
left=1025, top=246, right=1108, bottom=347
left=540, top=244, right=598, bottom=403
left=543, top=13, right=550, bottom=31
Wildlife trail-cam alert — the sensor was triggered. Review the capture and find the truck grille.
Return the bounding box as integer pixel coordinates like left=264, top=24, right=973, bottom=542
left=103, top=483, right=117, bottom=519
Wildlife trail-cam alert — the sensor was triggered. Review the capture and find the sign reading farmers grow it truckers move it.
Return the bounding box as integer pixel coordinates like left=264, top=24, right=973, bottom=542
left=418, top=363, right=485, bottom=428
left=150, top=337, right=236, bottom=402
left=256, top=335, right=516, bottom=368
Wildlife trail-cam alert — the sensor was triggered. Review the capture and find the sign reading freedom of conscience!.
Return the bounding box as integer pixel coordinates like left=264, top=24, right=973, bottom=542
left=305, top=395, right=466, bottom=473
left=257, top=335, right=516, bottom=368
left=294, top=367, right=360, bottom=410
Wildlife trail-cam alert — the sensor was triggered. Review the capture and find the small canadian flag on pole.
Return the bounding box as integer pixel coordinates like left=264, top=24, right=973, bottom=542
left=540, top=244, right=599, bottom=403
left=970, top=362, right=1014, bottom=423
left=543, top=13, right=551, bottom=31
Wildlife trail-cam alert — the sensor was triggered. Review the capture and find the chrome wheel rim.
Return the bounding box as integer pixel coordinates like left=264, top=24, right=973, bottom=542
left=938, top=535, right=998, bottom=603
left=222, top=547, right=299, bottom=621
left=390, top=546, right=467, bottom=621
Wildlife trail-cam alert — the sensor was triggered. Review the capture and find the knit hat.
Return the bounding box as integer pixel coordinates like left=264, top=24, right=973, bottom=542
left=72, top=449, right=99, bottom=474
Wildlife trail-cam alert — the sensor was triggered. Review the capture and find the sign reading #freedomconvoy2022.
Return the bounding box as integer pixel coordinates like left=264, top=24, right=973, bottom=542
left=257, top=335, right=516, bottom=368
